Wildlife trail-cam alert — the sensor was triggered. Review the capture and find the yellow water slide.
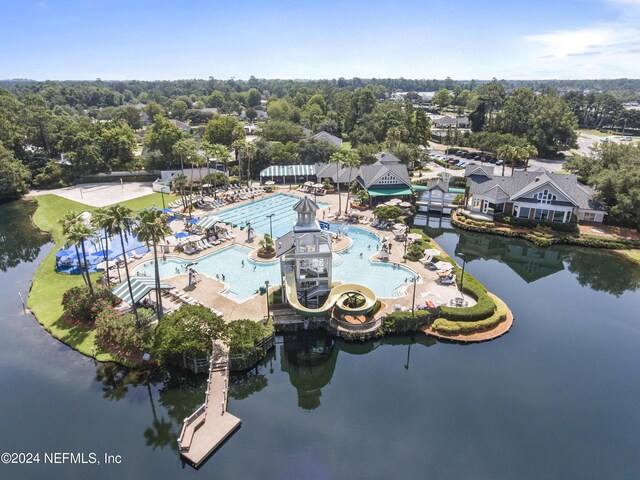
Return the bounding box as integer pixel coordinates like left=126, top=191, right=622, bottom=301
left=284, top=272, right=377, bottom=315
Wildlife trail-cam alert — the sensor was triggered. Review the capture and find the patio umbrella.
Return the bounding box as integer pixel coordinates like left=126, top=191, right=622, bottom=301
left=386, top=198, right=402, bottom=206
left=407, top=233, right=422, bottom=242
left=264, top=180, right=275, bottom=185
left=175, top=231, right=189, bottom=239
left=423, top=248, right=441, bottom=257
left=393, top=223, right=407, bottom=231
left=162, top=208, right=173, bottom=214
left=304, top=181, right=314, bottom=186
left=313, top=183, right=323, bottom=189
left=399, top=201, right=413, bottom=208
left=91, top=249, right=113, bottom=258
left=421, top=291, right=444, bottom=306
left=189, top=218, right=200, bottom=224
left=434, top=261, right=453, bottom=271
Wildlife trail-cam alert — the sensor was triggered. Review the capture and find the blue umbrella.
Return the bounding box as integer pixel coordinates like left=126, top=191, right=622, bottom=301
left=189, top=218, right=199, bottom=224
left=162, top=208, right=173, bottom=213
left=175, top=232, right=189, bottom=239
left=91, top=249, right=113, bottom=258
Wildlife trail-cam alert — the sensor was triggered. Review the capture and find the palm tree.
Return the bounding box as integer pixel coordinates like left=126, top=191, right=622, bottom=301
left=105, top=204, right=139, bottom=324
left=242, top=141, right=257, bottom=186
left=329, top=150, right=345, bottom=213
left=59, top=210, right=88, bottom=286
left=522, top=144, right=538, bottom=172
left=92, top=207, right=113, bottom=286
left=232, top=139, right=245, bottom=184
left=497, top=145, right=516, bottom=177
left=67, top=222, right=95, bottom=297
left=341, top=150, right=361, bottom=214
left=172, top=174, right=189, bottom=211
left=210, top=144, right=231, bottom=189
left=135, top=208, right=172, bottom=320
left=188, top=150, right=205, bottom=218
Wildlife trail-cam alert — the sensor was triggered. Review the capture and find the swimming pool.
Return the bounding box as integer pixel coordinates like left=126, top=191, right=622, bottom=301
left=133, top=226, right=416, bottom=302
left=214, top=193, right=329, bottom=239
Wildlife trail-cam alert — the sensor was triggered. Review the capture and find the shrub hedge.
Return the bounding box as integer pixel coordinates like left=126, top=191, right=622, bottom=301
left=383, top=309, right=434, bottom=333
left=432, top=294, right=508, bottom=335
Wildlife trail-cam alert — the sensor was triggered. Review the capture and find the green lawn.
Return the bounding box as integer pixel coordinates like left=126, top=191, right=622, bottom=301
left=579, top=129, right=609, bottom=137
left=621, top=250, right=640, bottom=265
left=114, top=192, right=178, bottom=211
left=27, top=191, right=177, bottom=363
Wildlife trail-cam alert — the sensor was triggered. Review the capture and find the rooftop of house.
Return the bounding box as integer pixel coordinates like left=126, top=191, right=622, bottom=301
left=465, top=166, right=606, bottom=211
left=311, top=131, right=343, bottom=148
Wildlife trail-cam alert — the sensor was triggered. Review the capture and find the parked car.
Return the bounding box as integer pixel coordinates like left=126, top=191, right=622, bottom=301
left=495, top=160, right=504, bottom=166
left=456, top=162, right=467, bottom=168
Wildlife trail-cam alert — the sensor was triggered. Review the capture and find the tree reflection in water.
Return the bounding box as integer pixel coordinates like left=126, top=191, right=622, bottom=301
left=0, top=200, right=48, bottom=272
left=565, top=249, right=640, bottom=297
left=94, top=363, right=205, bottom=452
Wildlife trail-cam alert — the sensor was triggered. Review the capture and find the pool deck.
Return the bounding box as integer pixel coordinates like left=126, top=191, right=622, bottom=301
left=120, top=187, right=477, bottom=322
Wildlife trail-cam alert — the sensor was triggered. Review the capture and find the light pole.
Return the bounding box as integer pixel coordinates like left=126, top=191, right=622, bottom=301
left=161, top=190, right=166, bottom=209
left=411, top=275, right=418, bottom=318
left=403, top=228, right=408, bottom=261
left=266, top=214, right=274, bottom=239
left=265, top=280, right=270, bottom=319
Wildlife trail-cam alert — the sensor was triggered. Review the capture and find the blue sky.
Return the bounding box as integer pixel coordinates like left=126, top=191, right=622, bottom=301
left=1, top=0, right=639, bottom=80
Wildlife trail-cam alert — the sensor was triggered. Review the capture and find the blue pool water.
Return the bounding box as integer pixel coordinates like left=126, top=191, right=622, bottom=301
left=133, top=226, right=416, bottom=302
left=213, top=193, right=329, bottom=238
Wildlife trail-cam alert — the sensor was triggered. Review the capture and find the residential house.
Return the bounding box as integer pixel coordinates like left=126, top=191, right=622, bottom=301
left=311, top=131, right=343, bottom=148
left=433, top=115, right=470, bottom=128
left=463, top=165, right=606, bottom=223
left=169, top=119, right=191, bottom=132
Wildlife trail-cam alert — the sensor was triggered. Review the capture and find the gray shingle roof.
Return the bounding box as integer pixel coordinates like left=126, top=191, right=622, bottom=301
left=466, top=168, right=605, bottom=211
left=311, top=131, right=343, bottom=148
left=315, top=150, right=410, bottom=188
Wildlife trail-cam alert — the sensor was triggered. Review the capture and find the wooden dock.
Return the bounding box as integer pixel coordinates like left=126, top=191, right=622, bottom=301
left=178, top=341, right=241, bottom=468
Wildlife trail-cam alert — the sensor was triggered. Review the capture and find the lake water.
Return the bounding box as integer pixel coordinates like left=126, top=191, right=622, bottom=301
left=2, top=203, right=640, bottom=479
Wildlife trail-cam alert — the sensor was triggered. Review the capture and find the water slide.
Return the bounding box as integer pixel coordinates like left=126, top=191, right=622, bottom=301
left=284, top=272, right=377, bottom=315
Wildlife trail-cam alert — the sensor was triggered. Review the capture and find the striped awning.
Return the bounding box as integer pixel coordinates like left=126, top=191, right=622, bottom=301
left=197, top=215, right=220, bottom=230
left=260, top=164, right=316, bottom=177
left=112, top=276, right=173, bottom=305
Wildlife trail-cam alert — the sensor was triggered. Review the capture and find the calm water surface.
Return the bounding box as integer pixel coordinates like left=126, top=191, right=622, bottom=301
left=1, top=204, right=639, bottom=480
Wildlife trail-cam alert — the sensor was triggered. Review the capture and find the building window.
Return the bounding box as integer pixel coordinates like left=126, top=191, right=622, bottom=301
left=533, top=189, right=557, bottom=204
left=553, top=210, right=565, bottom=222
left=534, top=209, right=549, bottom=221
left=377, top=172, right=398, bottom=185
left=582, top=212, right=596, bottom=222
left=519, top=207, right=530, bottom=218
left=473, top=199, right=481, bottom=209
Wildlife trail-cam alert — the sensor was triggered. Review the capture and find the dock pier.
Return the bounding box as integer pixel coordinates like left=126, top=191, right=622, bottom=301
left=178, top=341, right=241, bottom=468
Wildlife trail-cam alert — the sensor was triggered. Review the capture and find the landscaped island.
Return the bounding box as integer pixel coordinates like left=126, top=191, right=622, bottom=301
left=28, top=187, right=514, bottom=375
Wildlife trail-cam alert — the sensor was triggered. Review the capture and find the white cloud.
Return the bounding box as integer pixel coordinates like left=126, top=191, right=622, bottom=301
left=527, top=27, right=619, bottom=58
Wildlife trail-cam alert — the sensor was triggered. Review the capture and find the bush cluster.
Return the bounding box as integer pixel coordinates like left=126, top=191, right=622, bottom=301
left=95, top=307, right=154, bottom=353
left=228, top=319, right=274, bottom=357
left=61, top=286, right=119, bottom=324
left=494, top=213, right=579, bottom=234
